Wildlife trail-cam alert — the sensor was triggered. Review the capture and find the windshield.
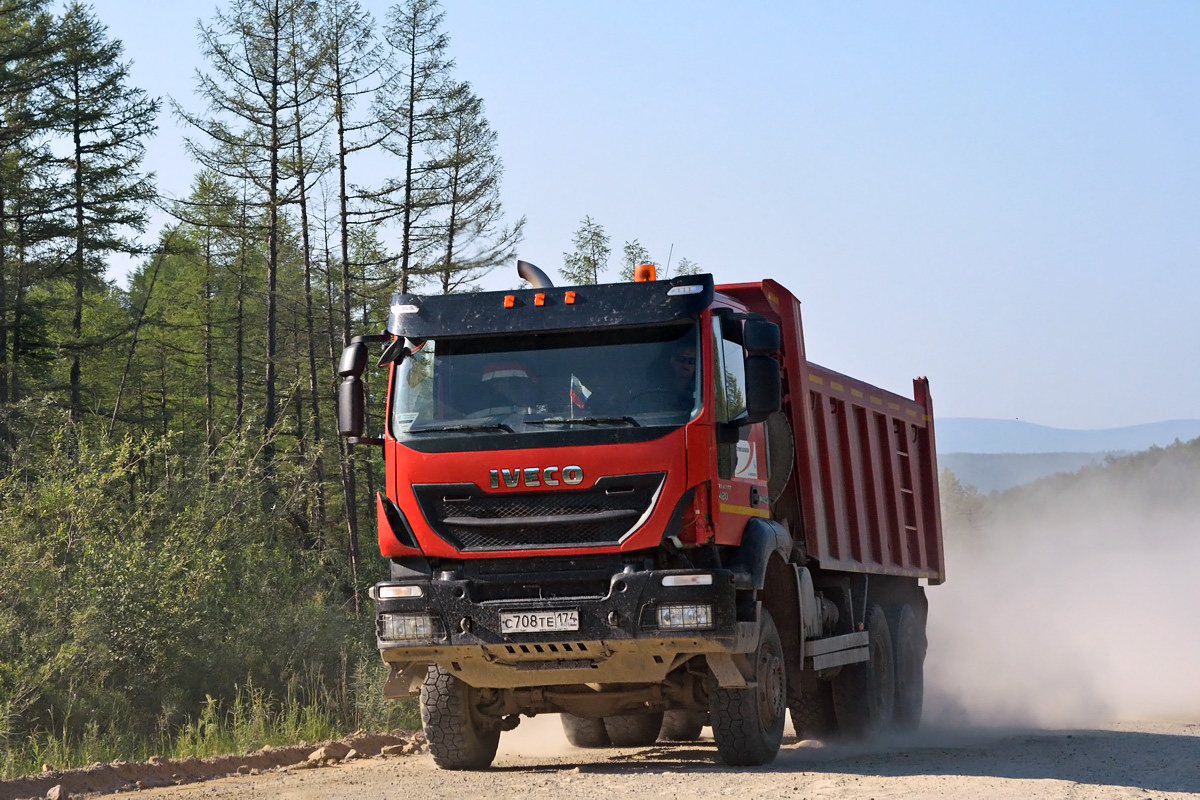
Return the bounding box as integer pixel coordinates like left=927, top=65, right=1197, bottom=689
left=391, top=323, right=701, bottom=441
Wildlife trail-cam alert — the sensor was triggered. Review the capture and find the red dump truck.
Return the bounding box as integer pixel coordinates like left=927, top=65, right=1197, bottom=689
left=337, top=262, right=944, bottom=769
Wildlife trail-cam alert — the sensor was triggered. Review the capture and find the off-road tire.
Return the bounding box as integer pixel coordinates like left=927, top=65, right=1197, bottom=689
left=420, top=666, right=501, bottom=770
left=831, top=603, right=895, bottom=738
left=560, top=713, right=611, bottom=748
left=789, top=672, right=837, bottom=740
left=658, top=710, right=707, bottom=741
left=889, top=603, right=926, bottom=730
left=604, top=711, right=664, bottom=747
left=710, top=609, right=787, bottom=766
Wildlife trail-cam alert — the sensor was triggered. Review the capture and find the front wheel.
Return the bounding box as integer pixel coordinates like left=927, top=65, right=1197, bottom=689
left=420, top=666, right=501, bottom=770
left=710, top=609, right=787, bottom=766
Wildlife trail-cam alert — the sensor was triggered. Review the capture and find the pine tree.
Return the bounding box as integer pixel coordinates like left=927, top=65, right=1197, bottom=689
left=560, top=215, right=610, bottom=285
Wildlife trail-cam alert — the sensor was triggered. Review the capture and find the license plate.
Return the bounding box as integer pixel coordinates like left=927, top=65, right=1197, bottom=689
left=500, top=609, right=580, bottom=634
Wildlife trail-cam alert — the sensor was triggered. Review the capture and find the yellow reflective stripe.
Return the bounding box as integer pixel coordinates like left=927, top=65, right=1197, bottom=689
left=718, top=503, right=771, bottom=518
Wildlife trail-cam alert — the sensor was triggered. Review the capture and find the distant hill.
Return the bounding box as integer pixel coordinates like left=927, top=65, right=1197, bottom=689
left=936, top=418, right=1200, bottom=455
left=938, top=452, right=1108, bottom=494
left=935, top=418, right=1200, bottom=492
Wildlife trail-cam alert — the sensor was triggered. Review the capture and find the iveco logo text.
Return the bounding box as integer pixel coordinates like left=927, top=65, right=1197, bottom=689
left=489, top=466, right=584, bottom=489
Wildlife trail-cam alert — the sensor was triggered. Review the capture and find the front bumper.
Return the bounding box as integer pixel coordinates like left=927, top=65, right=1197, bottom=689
left=374, top=567, right=750, bottom=693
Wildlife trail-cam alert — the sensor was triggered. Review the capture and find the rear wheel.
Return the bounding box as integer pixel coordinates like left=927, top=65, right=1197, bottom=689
left=420, top=666, right=501, bottom=770
left=659, top=710, right=707, bottom=741
left=604, top=711, right=664, bottom=746
left=560, top=713, right=611, bottom=748
left=790, top=672, right=837, bottom=740
left=831, top=603, right=895, bottom=738
left=889, top=604, right=926, bottom=730
left=710, top=609, right=786, bottom=766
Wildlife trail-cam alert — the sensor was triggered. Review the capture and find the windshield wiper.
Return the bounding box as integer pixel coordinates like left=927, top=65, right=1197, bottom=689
left=524, top=416, right=641, bottom=427
left=407, top=422, right=514, bottom=434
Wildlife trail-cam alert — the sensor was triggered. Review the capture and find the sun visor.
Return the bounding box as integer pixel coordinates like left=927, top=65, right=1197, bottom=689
left=385, top=275, right=714, bottom=340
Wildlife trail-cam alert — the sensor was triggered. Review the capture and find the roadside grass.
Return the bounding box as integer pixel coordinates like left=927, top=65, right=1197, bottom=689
left=0, top=657, right=421, bottom=780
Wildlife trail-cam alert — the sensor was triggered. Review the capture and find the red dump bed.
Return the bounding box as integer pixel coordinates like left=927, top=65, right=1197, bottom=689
left=719, top=280, right=945, bottom=584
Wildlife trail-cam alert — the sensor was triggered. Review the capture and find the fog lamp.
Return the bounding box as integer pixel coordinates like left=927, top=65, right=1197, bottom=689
left=379, top=613, right=437, bottom=641
left=657, top=604, right=713, bottom=630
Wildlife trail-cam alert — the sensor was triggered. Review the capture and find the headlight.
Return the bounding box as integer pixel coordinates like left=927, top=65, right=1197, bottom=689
left=657, top=604, right=714, bottom=630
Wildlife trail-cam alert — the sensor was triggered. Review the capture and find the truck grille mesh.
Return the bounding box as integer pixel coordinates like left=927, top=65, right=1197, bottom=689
left=412, top=473, right=665, bottom=551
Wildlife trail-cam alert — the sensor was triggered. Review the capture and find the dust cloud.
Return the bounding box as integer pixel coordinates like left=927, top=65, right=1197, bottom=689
left=497, top=714, right=576, bottom=759
left=925, top=473, right=1200, bottom=728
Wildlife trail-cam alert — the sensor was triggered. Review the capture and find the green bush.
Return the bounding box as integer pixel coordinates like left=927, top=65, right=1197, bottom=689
left=0, top=426, right=400, bottom=778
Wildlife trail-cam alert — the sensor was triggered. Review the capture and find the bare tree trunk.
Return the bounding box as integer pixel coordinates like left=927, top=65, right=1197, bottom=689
left=262, top=0, right=282, bottom=474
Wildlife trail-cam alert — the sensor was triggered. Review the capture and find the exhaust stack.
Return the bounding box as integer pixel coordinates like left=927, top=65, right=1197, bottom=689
left=517, top=260, right=554, bottom=289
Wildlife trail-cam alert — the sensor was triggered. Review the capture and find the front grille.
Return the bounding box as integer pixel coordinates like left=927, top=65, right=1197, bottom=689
left=413, top=473, right=665, bottom=551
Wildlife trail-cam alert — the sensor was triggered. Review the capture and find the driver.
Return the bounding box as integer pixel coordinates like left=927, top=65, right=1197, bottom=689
left=624, top=341, right=698, bottom=414
left=668, top=343, right=698, bottom=407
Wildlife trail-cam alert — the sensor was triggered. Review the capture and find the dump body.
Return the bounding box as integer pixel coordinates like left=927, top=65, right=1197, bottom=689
left=719, top=280, right=944, bottom=583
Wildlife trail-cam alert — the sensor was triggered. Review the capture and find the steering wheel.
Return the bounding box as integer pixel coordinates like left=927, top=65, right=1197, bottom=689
left=627, top=388, right=681, bottom=410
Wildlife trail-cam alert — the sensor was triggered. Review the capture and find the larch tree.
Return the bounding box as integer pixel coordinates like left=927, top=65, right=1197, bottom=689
left=618, top=238, right=654, bottom=282
left=318, top=0, right=387, bottom=346
left=0, top=0, right=59, bottom=458
left=318, top=0, right=387, bottom=576
left=560, top=215, right=610, bottom=285
left=426, top=81, right=524, bottom=295
left=375, top=0, right=455, bottom=294
left=176, top=0, right=322, bottom=472
left=49, top=2, right=158, bottom=425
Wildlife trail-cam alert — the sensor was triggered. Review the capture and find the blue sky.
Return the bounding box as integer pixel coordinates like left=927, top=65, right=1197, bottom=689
left=87, top=0, right=1200, bottom=429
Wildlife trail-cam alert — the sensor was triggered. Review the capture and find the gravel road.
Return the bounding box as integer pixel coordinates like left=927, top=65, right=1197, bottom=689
left=91, top=716, right=1199, bottom=800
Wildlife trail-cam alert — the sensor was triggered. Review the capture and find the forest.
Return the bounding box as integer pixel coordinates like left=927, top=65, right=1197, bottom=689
left=0, top=0, right=709, bottom=775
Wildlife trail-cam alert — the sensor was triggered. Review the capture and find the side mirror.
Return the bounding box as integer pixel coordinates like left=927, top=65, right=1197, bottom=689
left=743, top=354, right=781, bottom=424
left=338, top=376, right=365, bottom=437
left=743, top=319, right=780, bottom=355
left=338, top=342, right=368, bottom=378
left=335, top=334, right=389, bottom=445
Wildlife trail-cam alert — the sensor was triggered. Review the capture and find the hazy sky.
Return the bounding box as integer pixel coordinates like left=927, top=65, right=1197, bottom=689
left=87, top=0, right=1200, bottom=430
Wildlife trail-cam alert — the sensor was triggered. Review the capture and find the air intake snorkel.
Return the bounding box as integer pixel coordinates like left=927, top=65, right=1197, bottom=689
left=517, top=260, right=554, bottom=289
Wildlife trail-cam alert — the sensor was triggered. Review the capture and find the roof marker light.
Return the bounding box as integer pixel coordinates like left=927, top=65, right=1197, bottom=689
left=534, top=293, right=545, bottom=306
left=504, top=295, right=516, bottom=308
left=565, top=291, right=576, bottom=304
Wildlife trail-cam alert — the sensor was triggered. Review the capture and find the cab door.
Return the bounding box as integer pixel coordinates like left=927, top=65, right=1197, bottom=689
left=710, top=314, right=771, bottom=543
